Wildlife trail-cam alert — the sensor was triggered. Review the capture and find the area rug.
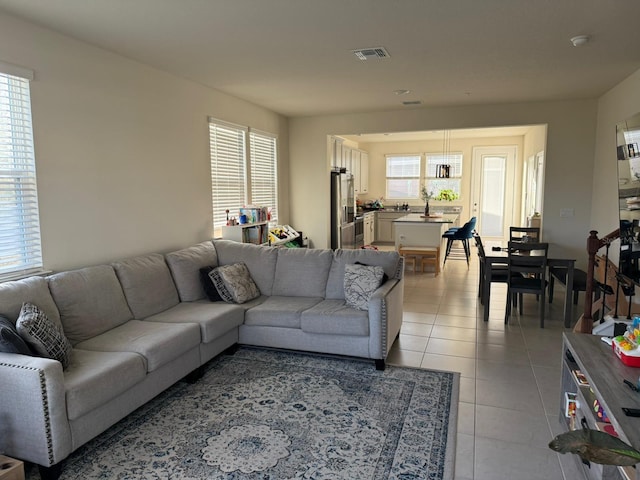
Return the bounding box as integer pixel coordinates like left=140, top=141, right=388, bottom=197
left=33, top=347, right=459, bottom=479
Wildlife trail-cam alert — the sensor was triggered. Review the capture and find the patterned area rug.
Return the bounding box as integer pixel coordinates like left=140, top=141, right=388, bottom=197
left=31, top=348, right=459, bottom=479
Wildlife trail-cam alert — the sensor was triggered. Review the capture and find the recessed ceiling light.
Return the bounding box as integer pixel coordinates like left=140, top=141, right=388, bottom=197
left=570, top=35, right=590, bottom=47
left=393, top=89, right=411, bottom=96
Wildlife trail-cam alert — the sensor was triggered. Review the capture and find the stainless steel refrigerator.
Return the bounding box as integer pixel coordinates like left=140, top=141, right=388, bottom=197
left=331, top=169, right=356, bottom=249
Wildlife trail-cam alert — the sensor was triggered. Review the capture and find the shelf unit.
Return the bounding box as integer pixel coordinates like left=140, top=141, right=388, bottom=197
left=560, top=333, right=640, bottom=480
left=221, top=221, right=269, bottom=245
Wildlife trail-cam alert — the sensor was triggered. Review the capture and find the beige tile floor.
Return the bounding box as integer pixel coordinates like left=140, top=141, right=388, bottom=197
left=383, top=244, right=587, bottom=480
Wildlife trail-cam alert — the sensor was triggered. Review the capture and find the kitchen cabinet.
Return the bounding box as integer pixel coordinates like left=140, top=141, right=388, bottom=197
left=376, top=212, right=405, bottom=243
left=330, top=136, right=344, bottom=170
left=351, top=149, right=361, bottom=193
left=364, top=212, right=375, bottom=245
left=360, top=152, right=369, bottom=194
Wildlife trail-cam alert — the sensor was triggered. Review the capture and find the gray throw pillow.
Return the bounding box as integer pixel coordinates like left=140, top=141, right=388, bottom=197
left=0, top=314, right=32, bottom=355
left=16, top=302, right=73, bottom=369
left=344, top=263, right=385, bottom=310
left=209, top=263, right=260, bottom=304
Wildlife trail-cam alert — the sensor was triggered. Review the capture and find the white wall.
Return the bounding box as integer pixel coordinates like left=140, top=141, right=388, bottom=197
left=290, top=100, right=597, bottom=267
left=592, top=68, right=640, bottom=266
left=0, top=12, right=289, bottom=272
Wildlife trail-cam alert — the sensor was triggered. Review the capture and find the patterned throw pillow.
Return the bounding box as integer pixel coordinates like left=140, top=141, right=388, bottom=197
left=344, top=263, right=385, bottom=310
left=0, top=314, right=33, bottom=355
left=16, top=302, right=73, bottom=369
left=199, top=266, right=223, bottom=302
left=209, top=263, right=260, bottom=304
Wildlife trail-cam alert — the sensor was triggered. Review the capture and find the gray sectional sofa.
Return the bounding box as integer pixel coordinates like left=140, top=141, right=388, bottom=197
left=0, top=239, right=403, bottom=478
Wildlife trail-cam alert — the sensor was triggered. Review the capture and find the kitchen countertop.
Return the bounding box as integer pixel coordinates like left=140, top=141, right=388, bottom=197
left=392, top=213, right=458, bottom=224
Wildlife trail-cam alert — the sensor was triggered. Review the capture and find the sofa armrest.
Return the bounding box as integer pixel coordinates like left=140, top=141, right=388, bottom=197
left=367, top=277, right=404, bottom=359
left=0, top=352, right=72, bottom=467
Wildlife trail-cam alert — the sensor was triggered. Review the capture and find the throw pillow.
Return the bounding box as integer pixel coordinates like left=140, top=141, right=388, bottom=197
left=355, top=261, right=389, bottom=284
left=16, top=302, right=73, bottom=369
left=209, top=263, right=260, bottom=304
left=0, top=314, right=33, bottom=355
left=344, top=263, right=385, bottom=310
left=199, top=266, right=223, bottom=302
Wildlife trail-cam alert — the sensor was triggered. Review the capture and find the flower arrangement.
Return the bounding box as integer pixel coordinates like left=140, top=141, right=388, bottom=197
left=421, top=186, right=434, bottom=202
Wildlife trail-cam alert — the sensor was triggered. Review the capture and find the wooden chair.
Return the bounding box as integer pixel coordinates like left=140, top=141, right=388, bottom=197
left=505, top=241, right=549, bottom=327
left=474, top=233, right=508, bottom=304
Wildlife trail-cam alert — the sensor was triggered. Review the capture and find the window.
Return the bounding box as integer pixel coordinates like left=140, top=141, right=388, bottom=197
left=249, top=130, right=278, bottom=225
left=425, top=153, right=463, bottom=198
left=208, top=118, right=278, bottom=237
left=385, top=154, right=421, bottom=199
left=0, top=64, right=43, bottom=281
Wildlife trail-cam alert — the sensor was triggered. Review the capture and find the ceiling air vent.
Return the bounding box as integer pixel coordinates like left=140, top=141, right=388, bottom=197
left=402, top=100, right=422, bottom=106
left=352, top=47, right=390, bottom=61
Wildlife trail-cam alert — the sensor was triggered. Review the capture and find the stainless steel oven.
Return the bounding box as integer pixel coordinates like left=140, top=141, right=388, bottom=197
left=354, top=216, right=364, bottom=249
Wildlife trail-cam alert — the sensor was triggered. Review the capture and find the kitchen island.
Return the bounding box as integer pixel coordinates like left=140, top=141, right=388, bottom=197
left=393, top=213, right=458, bottom=250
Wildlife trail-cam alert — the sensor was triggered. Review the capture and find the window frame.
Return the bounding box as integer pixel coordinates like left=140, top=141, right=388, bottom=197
left=0, top=62, right=44, bottom=281
left=424, top=152, right=463, bottom=199
left=208, top=118, right=278, bottom=238
left=384, top=154, right=422, bottom=200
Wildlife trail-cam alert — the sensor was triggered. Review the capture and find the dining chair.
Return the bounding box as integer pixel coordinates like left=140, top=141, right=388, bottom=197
left=474, top=233, right=508, bottom=304
left=509, top=226, right=541, bottom=243
left=442, top=216, right=476, bottom=265
left=504, top=241, right=549, bottom=327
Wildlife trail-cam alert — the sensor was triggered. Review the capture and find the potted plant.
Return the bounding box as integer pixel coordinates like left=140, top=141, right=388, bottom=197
left=421, top=187, right=434, bottom=216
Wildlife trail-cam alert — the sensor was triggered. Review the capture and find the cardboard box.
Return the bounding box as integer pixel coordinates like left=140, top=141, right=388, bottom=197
left=0, top=455, right=24, bottom=480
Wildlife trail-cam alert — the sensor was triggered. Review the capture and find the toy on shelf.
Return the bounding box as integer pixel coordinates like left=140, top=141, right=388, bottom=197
left=612, top=317, right=640, bottom=367
left=269, top=225, right=299, bottom=246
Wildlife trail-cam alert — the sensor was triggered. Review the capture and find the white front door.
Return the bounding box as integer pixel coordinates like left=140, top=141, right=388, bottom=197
left=470, top=146, right=517, bottom=241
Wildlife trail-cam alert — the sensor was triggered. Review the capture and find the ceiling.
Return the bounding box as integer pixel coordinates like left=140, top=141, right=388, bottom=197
left=1, top=0, right=639, bottom=118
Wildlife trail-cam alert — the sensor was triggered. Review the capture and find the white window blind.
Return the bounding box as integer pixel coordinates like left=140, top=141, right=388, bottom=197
left=385, top=154, right=421, bottom=199
left=208, top=119, right=247, bottom=238
left=425, top=152, right=463, bottom=198
left=0, top=68, right=43, bottom=280
left=249, top=129, right=278, bottom=225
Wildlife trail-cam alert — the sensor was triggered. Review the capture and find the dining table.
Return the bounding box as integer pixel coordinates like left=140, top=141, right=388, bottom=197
left=482, top=241, right=576, bottom=327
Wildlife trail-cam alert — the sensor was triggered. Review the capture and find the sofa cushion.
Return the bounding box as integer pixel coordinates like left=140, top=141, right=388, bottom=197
left=165, top=241, right=218, bottom=302
left=0, top=315, right=32, bottom=355
left=272, top=248, right=333, bottom=297
left=143, top=301, right=245, bottom=343
left=48, top=265, right=133, bottom=345
left=344, top=263, right=385, bottom=310
left=210, top=263, right=260, bottom=304
left=213, top=240, right=278, bottom=296
left=0, top=276, right=61, bottom=326
left=64, top=349, right=146, bottom=420
left=301, top=299, right=369, bottom=336
left=326, top=249, right=401, bottom=300
left=75, top=320, right=200, bottom=372
left=199, top=266, right=223, bottom=302
left=244, top=296, right=323, bottom=328
left=16, top=302, right=73, bottom=369
left=112, top=253, right=180, bottom=319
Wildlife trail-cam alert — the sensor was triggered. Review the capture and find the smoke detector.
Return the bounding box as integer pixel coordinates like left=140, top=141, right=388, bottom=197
left=352, top=47, right=390, bottom=60
left=570, top=35, right=590, bottom=47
